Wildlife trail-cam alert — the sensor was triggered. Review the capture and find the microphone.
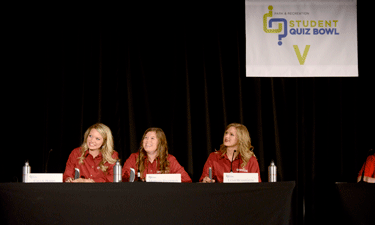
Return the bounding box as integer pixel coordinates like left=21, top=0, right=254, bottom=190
left=230, top=150, right=236, bottom=173
left=129, top=168, right=135, bottom=182
left=45, top=149, right=53, bottom=173
left=136, top=147, right=143, bottom=182
left=209, top=167, right=212, bottom=183
left=74, top=168, right=80, bottom=179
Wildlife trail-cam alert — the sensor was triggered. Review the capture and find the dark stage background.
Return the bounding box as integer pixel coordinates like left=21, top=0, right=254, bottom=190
left=3, top=2, right=372, bottom=225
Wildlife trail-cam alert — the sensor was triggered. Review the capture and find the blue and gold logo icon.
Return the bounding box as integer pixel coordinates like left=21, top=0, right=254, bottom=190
left=263, top=5, right=287, bottom=46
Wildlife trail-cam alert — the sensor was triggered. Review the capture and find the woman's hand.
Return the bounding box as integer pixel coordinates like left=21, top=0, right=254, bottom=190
left=358, top=176, right=375, bottom=183
left=201, top=176, right=215, bottom=183
left=71, top=178, right=95, bottom=183
left=65, top=177, right=74, bottom=183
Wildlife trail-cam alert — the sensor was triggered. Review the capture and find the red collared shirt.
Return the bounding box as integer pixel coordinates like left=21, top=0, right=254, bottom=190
left=199, top=151, right=262, bottom=183
left=63, top=147, right=119, bottom=183
left=122, top=152, right=192, bottom=183
left=358, top=154, right=375, bottom=178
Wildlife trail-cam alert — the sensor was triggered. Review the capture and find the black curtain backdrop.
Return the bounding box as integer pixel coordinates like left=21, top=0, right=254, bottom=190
left=3, top=2, right=372, bottom=225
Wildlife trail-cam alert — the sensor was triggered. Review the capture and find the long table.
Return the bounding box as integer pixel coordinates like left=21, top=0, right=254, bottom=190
left=335, top=182, right=375, bottom=225
left=0, top=181, right=295, bottom=225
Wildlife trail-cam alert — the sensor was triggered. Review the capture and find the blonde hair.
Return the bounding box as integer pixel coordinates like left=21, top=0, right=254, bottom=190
left=78, top=123, right=117, bottom=172
left=136, top=128, right=170, bottom=179
left=219, top=123, right=255, bottom=168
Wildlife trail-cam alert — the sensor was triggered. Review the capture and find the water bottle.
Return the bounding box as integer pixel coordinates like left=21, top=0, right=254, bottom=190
left=268, top=160, right=277, bottom=182
left=113, top=160, right=122, bottom=183
left=23, top=161, right=31, bottom=183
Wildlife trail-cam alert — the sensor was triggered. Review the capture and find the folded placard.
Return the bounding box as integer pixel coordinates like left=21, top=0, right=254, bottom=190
left=146, top=174, right=181, bottom=183
left=27, top=173, right=63, bottom=183
left=223, top=173, right=259, bottom=183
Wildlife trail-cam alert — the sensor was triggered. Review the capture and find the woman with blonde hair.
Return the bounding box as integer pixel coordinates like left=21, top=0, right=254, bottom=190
left=122, top=127, right=192, bottom=182
left=200, top=123, right=261, bottom=183
left=63, top=123, right=119, bottom=183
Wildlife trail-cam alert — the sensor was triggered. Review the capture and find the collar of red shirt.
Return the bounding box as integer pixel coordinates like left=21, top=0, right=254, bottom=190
left=220, top=152, right=241, bottom=161
left=142, top=155, right=162, bottom=162
left=84, top=150, right=103, bottom=159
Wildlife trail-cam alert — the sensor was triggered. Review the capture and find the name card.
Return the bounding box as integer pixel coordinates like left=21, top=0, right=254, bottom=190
left=27, top=173, right=63, bottom=183
left=223, top=173, right=259, bottom=183
left=146, top=174, right=181, bottom=183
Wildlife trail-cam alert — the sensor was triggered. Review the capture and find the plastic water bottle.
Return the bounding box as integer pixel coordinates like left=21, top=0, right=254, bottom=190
left=113, top=160, right=122, bottom=183
left=23, top=161, right=31, bottom=183
left=268, top=160, right=277, bottom=182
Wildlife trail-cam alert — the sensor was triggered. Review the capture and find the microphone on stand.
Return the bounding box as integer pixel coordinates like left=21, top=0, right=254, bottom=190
left=209, top=167, right=212, bottom=183
left=129, top=168, right=135, bottom=182
left=74, top=168, right=80, bottom=180
left=230, top=150, right=237, bottom=173
left=136, top=147, right=143, bottom=182
left=45, top=149, right=53, bottom=173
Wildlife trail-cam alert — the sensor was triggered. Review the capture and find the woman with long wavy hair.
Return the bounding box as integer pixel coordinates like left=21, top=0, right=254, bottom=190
left=122, top=127, right=192, bottom=182
left=63, top=123, right=119, bottom=183
left=199, top=123, right=261, bottom=183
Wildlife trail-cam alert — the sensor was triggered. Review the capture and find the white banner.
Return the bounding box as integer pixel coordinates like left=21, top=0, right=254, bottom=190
left=246, top=0, right=358, bottom=77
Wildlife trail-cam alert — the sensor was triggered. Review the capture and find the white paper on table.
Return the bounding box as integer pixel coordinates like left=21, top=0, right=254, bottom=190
left=145, top=174, right=181, bottom=183
left=223, top=173, right=259, bottom=183
left=26, top=173, right=63, bottom=183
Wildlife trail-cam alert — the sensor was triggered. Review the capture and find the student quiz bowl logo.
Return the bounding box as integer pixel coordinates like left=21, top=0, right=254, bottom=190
left=263, top=5, right=287, bottom=46
left=263, top=5, right=340, bottom=47
left=262, top=5, right=340, bottom=65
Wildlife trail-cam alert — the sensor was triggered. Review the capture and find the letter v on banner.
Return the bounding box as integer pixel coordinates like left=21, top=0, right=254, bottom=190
left=293, top=45, right=310, bottom=65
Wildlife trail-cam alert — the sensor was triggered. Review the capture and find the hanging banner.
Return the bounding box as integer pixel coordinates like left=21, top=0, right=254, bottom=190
left=246, top=0, right=358, bottom=77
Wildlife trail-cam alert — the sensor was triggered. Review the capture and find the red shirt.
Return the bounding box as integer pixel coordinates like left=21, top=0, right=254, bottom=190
left=199, top=151, right=262, bottom=183
left=63, top=147, right=119, bottom=183
left=122, top=152, right=192, bottom=183
left=358, top=154, right=375, bottom=178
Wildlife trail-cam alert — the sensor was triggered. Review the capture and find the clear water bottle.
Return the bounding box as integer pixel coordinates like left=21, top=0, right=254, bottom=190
left=113, top=160, right=122, bottom=183
left=23, top=161, right=31, bottom=183
left=268, top=160, right=277, bottom=182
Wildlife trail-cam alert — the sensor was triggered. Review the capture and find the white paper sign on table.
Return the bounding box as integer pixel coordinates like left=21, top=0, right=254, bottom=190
left=223, top=173, right=259, bottom=183
left=146, top=174, right=181, bottom=183
left=27, top=173, right=63, bottom=183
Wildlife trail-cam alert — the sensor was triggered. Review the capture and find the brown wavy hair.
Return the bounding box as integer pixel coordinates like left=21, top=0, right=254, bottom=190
left=78, top=123, right=117, bottom=172
left=219, top=123, right=255, bottom=168
left=136, top=128, right=170, bottom=179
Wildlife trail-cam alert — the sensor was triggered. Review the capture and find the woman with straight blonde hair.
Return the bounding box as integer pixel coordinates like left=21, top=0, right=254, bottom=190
left=122, top=127, right=192, bottom=182
left=63, top=123, right=119, bottom=183
left=200, top=123, right=261, bottom=183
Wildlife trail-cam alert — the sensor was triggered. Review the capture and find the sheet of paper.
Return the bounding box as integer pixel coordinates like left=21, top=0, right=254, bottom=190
left=146, top=174, right=181, bottom=183
left=223, top=173, right=259, bottom=183
left=27, top=173, right=63, bottom=183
